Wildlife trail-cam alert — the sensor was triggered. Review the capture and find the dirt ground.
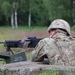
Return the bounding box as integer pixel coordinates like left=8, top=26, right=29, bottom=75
left=19, top=30, right=75, bottom=39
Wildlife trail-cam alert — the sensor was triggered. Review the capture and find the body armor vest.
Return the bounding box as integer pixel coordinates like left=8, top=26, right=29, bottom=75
left=54, top=37, right=75, bottom=66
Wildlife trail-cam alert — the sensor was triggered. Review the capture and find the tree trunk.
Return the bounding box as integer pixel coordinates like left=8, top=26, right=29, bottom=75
left=11, top=12, right=14, bottom=29
left=28, top=11, right=31, bottom=27
left=14, top=9, right=18, bottom=28
left=73, top=0, right=75, bottom=27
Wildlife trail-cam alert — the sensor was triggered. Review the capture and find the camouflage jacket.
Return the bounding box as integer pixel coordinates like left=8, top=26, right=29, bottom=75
left=31, top=32, right=75, bottom=66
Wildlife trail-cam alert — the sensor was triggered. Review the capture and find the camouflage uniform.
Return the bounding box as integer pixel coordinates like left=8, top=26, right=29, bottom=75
left=31, top=19, right=75, bottom=66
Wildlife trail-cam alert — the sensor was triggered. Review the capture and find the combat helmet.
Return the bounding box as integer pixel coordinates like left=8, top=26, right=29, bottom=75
left=48, top=19, right=71, bottom=36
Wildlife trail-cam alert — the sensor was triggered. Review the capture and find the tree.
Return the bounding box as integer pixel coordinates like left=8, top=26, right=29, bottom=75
left=73, top=0, right=75, bottom=27
left=6, top=0, right=26, bottom=28
left=43, top=0, right=72, bottom=25
left=1, top=0, right=11, bottom=25
left=28, top=0, right=49, bottom=26
left=11, top=1, right=18, bottom=28
left=0, top=0, right=73, bottom=27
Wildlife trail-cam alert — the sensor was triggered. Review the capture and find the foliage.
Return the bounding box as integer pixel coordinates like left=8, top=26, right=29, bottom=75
left=1, top=1, right=11, bottom=21
left=43, top=0, right=73, bottom=25
left=0, top=0, right=73, bottom=26
left=0, top=26, right=47, bottom=62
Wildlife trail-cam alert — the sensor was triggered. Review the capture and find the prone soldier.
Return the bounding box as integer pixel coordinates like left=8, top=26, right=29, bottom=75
left=31, top=19, right=75, bottom=66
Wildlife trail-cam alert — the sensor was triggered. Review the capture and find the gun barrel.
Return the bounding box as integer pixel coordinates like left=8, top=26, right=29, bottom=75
left=0, top=42, right=4, bottom=44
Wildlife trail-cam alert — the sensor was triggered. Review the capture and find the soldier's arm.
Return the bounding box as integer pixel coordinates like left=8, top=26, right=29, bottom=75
left=31, top=40, right=46, bottom=62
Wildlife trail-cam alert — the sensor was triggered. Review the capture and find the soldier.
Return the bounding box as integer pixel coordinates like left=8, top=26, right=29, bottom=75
left=31, top=19, right=75, bottom=66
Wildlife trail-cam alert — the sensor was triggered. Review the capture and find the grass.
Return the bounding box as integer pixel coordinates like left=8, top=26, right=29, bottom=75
left=0, top=26, right=74, bottom=56
left=32, top=70, right=74, bottom=75
left=0, top=26, right=74, bottom=75
left=0, top=26, right=47, bottom=30
left=0, top=26, right=47, bottom=60
left=32, top=70, right=59, bottom=75
left=71, top=26, right=75, bottom=31
left=0, top=26, right=47, bottom=40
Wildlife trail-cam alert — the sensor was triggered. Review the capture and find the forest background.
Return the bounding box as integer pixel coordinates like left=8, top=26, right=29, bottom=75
left=0, top=0, right=74, bottom=28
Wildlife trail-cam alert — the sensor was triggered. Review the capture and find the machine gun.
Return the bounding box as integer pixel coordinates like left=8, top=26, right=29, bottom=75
left=0, top=36, right=42, bottom=64
left=3, top=36, right=42, bottom=54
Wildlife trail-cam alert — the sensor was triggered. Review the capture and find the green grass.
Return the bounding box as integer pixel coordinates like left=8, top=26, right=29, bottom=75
left=71, top=26, right=75, bottom=31
left=32, top=70, right=59, bottom=75
left=0, top=26, right=47, bottom=30
left=0, top=26, right=47, bottom=40
left=26, top=52, right=31, bottom=60
left=32, top=70, right=74, bottom=75
left=0, top=26, right=47, bottom=62
left=0, top=26, right=74, bottom=75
